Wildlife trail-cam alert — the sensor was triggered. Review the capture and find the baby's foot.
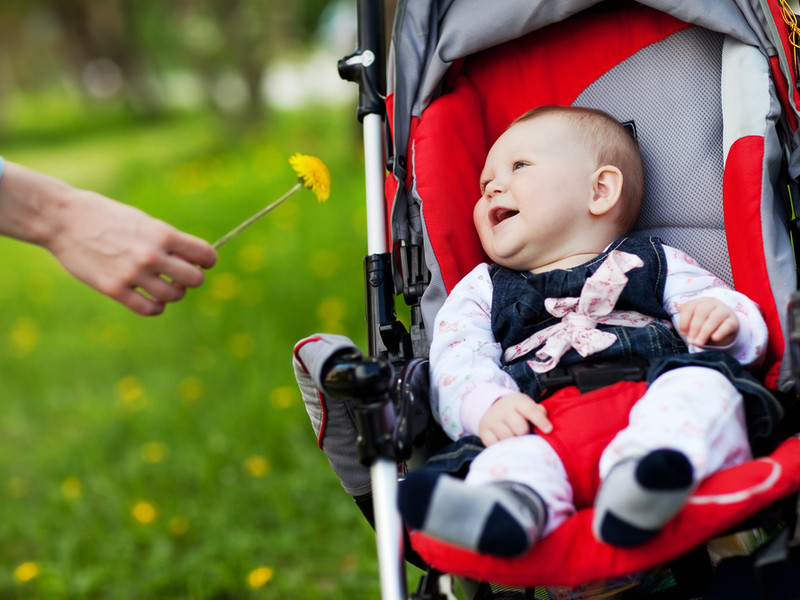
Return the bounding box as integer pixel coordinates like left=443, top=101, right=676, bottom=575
left=398, top=470, right=546, bottom=557
left=593, top=449, right=695, bottom=547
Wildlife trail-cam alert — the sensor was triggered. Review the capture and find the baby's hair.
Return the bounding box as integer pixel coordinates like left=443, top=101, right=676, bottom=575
left=510, top=105, right=644, bottom=235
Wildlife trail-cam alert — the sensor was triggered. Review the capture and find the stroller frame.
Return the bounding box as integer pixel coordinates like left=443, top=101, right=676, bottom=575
left=324, top=1, right=800, bottom=599
left=335, top=2, right=418, bottom=599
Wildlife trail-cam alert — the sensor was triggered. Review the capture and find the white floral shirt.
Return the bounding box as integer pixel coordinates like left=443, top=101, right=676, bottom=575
left=430, top=244, right=768, bottom=441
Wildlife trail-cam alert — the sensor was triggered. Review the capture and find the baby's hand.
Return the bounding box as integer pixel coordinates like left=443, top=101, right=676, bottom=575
left=478, top=393, right=552, bottom=446
left=678, top=297, right=739, bottom=347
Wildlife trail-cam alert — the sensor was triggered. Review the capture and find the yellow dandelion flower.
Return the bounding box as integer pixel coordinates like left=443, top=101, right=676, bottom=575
left=237, top=244, right=266, bottom=273
left=61, top=476, right=82, bottom=499
left=289, top=153, right=330, bottom=202
left=212, top=153, right=330, bottom=249
left=227, top=333, right=255, bottom=358
left=270, top=386, right=296, bottom=409
left=10, top=317, right=40, bottom=355
left=179, top=376, right=204, bottom=402
left=141, top=442, right=168, bottom=464
left=210, top=272, right=240, bottom=301
left=13, top=561, right=39, bottom=583
left=132, top=501, right=157, bottom=524
left=247, top=566, right=274, bottom=588
left=245, top=455, right=271, bottom=477
left=116, top=376, right=143, bottom=404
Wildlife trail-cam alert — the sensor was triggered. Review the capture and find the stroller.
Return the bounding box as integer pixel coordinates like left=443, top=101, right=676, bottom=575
left=294, top=1, right=800, bottom=598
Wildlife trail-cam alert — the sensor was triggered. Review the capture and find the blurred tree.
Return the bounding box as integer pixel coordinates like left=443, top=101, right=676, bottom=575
left=0, top=0, right=338, bottom=126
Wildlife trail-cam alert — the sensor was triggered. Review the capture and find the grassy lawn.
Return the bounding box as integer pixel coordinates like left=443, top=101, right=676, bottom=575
left=0, top=98, right=401, bottom=598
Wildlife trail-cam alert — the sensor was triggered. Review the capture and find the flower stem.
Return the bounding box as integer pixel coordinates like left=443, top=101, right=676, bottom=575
left=212, top=182, right=302, bottom=249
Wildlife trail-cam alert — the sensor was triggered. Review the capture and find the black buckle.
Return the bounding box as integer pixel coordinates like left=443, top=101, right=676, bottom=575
left=540, top=358, right=650, bottom=395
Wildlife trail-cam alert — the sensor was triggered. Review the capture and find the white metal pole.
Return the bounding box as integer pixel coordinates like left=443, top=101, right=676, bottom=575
left=363, top=112, right=388, bottom=255
left=371, top=458, right=406, bottom=600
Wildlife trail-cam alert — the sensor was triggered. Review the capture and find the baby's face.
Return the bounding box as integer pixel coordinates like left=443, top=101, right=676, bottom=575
left=473, top=116, right=599, bottom=272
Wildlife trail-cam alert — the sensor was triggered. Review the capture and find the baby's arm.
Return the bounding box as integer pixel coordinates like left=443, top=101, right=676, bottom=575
left=662, top=245, right=767, bottom=367
left=429, top=264, right=524, bottom=441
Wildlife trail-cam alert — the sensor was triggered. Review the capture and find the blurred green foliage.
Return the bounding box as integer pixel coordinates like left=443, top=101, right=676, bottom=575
left=0, top=2, right=430, bottom=597
left=0, top=67, right=409, bottom=600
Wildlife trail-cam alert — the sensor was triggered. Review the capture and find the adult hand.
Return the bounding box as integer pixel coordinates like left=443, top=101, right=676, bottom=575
left=0, top=162, right=217, bottom=315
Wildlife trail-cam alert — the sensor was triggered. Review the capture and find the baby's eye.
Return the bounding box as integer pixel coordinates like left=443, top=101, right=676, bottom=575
left=480, top=179, right=491, bottom=193
left=512, top=161, right=528, bottom=171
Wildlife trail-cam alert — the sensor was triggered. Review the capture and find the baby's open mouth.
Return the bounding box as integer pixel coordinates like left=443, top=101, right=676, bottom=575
left=490, top=207, right=519, bottom=226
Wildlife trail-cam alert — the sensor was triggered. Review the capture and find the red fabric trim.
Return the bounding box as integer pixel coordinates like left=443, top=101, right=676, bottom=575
left=764, top=4, right=799, bottom=131
left=292, top=336, right=323, bottom=373
left=316, top=390, right=328, bottom=450
left=385, top=93, right=398, bottom=238
left=413, top=5, right=693, bottom=292
left=723, top=137, right=784, bottom=387
left=410, top=436, right=800, bottom=588
left=385, top=93, right=394, bottom=138
left=292, top=336, right=329, bottom=449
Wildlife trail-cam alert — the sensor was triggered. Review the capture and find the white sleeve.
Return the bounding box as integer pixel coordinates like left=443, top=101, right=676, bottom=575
left=429, top=264, right=520, bottom=441
left=661, top=245, right=767, bottom=368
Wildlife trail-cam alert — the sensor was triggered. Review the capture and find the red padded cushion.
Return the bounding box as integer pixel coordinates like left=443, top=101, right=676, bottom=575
left=410, top=435, right=800, bottom=587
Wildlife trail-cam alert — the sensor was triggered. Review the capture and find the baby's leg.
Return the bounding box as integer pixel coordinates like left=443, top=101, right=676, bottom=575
left=594, top=366, right=751, bottom=546
left=398, top=435, right=574, bottom=556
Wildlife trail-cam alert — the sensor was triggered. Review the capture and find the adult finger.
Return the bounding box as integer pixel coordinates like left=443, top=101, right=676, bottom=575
left=115, top=287, right=166, bottom=316
left=138, top=275, right=187, bottom=304
left=165, top=230, right=218, bottom=269
left=155, top=254, right=208, bottom=289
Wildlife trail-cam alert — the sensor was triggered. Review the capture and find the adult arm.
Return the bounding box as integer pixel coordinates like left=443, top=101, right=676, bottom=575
left=0, top=161, right=216, bottom=315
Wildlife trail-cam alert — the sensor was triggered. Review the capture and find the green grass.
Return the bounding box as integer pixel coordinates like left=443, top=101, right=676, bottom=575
left=0, top=98, right=412, bottom=598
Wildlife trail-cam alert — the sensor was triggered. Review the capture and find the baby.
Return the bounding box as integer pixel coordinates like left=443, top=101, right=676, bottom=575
left=397, top=105, right=779, bottom=557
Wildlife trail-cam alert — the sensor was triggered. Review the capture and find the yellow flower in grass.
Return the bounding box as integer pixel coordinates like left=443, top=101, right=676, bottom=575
left=212, top=153, right=330, bottom=249
left=245, top=455, right=271, bottom=477
left=132, top=501, right=157, bottom=524
left=141, top=441, right=168, bottom=464
left=13, top=562, right=39, bottom=583
left=289, top=153, right=330, bottom=202
left=248, top=566, right=274, bottom=588
left=61, top=476, right=82, bottom=498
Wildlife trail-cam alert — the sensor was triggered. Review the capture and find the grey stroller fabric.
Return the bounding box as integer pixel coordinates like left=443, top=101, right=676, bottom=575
left=294, top=335, right=371, bottom=497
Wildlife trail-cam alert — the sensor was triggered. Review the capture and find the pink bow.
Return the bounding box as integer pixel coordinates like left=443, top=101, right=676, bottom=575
left=503, top=251, right=666, bottom=373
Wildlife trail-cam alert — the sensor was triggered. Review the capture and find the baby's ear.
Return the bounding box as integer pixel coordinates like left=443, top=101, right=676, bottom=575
left=589, top=166, right=623, bottom=216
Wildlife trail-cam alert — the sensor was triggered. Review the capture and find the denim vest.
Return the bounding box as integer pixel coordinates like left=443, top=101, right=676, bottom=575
left=491, top=237, right=687, bottom=400
left=487, top=236, right=781, bottom=449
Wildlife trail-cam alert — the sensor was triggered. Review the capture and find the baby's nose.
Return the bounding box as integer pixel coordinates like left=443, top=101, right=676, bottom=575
left=486, top=182, right=505, bottom=199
